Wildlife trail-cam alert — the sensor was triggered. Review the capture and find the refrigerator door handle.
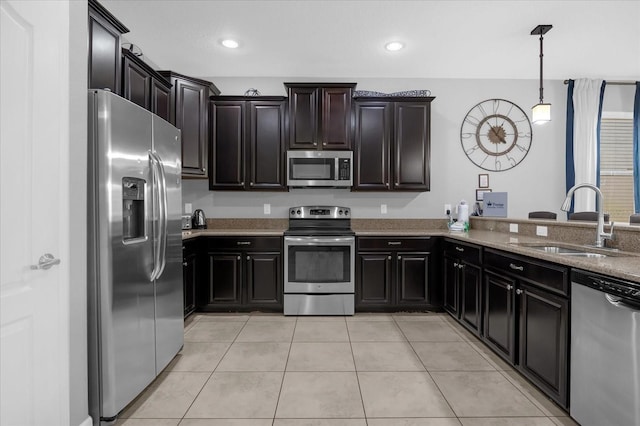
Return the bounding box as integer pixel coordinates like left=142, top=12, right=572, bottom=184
left=149, top=150, right=168, bottom=281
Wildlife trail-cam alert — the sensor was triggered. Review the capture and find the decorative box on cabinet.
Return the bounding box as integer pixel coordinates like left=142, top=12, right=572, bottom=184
left=356, top=237, right=436, bottom=311
left=88, top=0, right=129, bottom=94
left=442, top=239, right=482, bottom=336
left=353, top=97, right=434, bottom=191
left=159, top=71, right=220, bottom=178
left=482, top=248, right=569, bottom=408
left=209, top=97, right=287, bottom=191
left=199, top=236, right=283, bottom=312
left=284, top=83, right=356, bottom=150
left=121, top=48, right=171, bottom=121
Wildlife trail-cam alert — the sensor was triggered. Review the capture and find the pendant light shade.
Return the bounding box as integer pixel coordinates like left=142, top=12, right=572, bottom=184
left=531, top=25, right=553, bottom=124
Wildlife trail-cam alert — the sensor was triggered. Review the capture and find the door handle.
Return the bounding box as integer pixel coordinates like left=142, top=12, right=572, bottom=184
left=516, top=289, right=523, bottom=295
left=30, top=253, right=61, bottom=270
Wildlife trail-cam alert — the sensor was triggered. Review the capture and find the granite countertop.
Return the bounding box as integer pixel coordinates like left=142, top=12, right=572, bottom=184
left=182, top=225, right=640, bottom=283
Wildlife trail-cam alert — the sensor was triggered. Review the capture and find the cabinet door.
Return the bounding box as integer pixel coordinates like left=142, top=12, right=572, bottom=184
left=151, top=79, right=171, bottom=122
left=246, top=252, right=282, bottom=307
left=320, top=87, right=352, bottom=150
left=176, top=79, right=208, bottom=177
left=393, top=102, right=430, bottom=191
left=288, top=87, right=317, bottom=149
left=443, top=255, right=459, bottom=317
left=210, top=101, right=245, bottom=189
left=88, top=4, right=126, bottom=94
left=483, top=270, right=516, bottom=363
left=183, top=246, right=197, bottom=317
left=206, top=252, right=242, bottom=305
left=353, top=101, right=392, bottom=190
left=248, top=100, right=287, bottom=190
left=397, top=252, right=429, bottom=306
left=121, top=55, right=150, bottom=109
left=356, top=252, right=392, bottom=308
left=460, top=263, right=482, bottom=335
left=518, top=283, right=568, bottom=407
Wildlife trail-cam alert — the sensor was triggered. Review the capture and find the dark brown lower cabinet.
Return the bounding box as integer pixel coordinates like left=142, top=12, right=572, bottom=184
left=442, top=240, right=482, bottom=336
left=199, top=237, right=282, bottom=311
left=182, top=239, right=199, bottom=318
left=482, top=248, right=569, bottom=408
left=356, top=237, right=435, bottom=311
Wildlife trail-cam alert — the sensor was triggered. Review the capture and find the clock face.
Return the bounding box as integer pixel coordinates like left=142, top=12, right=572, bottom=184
left=460, top=99, right=533, bottom=171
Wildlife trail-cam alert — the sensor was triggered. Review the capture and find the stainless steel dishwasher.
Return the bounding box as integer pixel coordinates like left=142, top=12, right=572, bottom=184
left=570, top=269, right=640, bottom=426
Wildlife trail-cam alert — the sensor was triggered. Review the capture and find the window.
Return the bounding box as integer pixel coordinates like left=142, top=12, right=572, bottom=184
left=600, top=113, right=634, bottom=222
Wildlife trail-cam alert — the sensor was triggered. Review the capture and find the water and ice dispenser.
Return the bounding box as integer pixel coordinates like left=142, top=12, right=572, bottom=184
left=122, top=177, right=145, bottom=241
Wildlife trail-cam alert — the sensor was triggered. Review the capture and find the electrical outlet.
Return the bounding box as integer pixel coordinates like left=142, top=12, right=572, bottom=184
left=536, top=225, right=548, bottom=237
left=263, top=203, right=271, bottom=215
left=185, top=203, right=192, bottom=214
left=444, top=204, right=452, bottom=215
left=381, top=204, right=387, bottom=214
left=509, top=223, right=519, bottom=233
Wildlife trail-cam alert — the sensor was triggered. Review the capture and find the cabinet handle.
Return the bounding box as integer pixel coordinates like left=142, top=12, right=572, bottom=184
left=453, top=262, right=459, bottom=268
left=237, top=256, right=241, bottom=260
left=323, top=142, right=327, bottom=146
left=313, top=142, right=318, bottom=146
left=388, top=241, right=402, bottom=245
left=240, top=181, right=244, bottom=186
left=237, top=241, right=252, bottom=246
left=246, top=256, right=250, bottom=260
left=398, top=256, right=402, bottom=260
left=250, top=182, right=254, bottom=186
left=455, top=246, right=464, bottom=252
left=516, top=289, right=523, bottom=295
left=509, top=263, right=524, bottom=271
left=506, top=284, right=513, bottom=291
left=183, top=262, right=187, bottom=266
left=388, top=256, right=392, bottom=260
left=459, top=264, right=465, bottom=269
left=385, top=183, right=389, bottom=187
left=201, top=168, right=205, bottom=172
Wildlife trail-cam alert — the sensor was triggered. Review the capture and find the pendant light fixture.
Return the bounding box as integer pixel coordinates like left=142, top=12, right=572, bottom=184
left=531, top=24, right=553, bottom=124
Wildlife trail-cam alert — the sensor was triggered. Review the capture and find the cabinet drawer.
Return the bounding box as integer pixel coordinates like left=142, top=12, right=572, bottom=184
left=443, top=239, right=481, bottom=265
left=357, top=237, right=432, bottom=251
left=206, top=236, right=282, bottom=251
left=484, top=249, right=569, bottom=296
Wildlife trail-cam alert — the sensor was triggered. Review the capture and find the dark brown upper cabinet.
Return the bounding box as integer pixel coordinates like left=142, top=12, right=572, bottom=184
left=121, top=49, right=171, bottom=121
left=285, top=83, right=356, bottom=150
left=353, top=97, right=434, bottom=192
left=88, top=0, right=129, bottom=94
left=159, top=71, right=220, bottom=179
left=209, top=97, right=287, bottom=191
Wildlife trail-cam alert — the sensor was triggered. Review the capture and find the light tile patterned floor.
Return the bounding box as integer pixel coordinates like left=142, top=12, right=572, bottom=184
left=116, top=313, right=579, bottom=426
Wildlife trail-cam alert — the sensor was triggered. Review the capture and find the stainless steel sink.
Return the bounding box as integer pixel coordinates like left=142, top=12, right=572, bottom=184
left=514, top=242, right=636, bottom=258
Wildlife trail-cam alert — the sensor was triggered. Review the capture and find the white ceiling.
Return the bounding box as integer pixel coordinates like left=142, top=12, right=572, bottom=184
left=101, top=0, right=640, bottom=81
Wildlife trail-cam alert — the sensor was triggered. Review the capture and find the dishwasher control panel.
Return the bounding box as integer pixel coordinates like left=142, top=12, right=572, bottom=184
left=572, top=269, right=640, bottom=303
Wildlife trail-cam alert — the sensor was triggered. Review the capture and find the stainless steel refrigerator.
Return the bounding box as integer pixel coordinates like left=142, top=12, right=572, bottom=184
left=87, top=89, right=184, bottom=425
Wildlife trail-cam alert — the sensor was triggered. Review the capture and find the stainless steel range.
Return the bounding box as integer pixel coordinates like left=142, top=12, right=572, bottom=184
left=284, top=206, right=355, bottom=315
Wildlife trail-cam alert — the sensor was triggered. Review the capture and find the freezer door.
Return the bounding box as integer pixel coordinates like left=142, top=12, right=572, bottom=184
left=89, top=90, right=157, bottom=420
left=151, top=115, right=184, bottom=374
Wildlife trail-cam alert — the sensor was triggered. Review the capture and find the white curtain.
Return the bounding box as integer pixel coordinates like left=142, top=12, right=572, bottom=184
left=572, top=79, right=604, bottom=212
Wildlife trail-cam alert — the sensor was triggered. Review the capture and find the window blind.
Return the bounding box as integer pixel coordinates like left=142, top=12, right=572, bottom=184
left=600, top=118, right=634, bottom=222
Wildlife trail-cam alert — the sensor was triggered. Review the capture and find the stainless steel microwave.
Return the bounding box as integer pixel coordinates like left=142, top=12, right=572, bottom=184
left=286, top=150, right=353, bottom=187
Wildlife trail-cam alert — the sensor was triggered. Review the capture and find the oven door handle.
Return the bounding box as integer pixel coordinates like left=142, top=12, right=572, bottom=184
left=285, top=236, right=355, bottom=245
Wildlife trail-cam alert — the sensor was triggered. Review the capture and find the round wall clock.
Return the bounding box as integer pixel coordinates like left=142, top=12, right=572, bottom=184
left=460, top=99, right=532, bottom=171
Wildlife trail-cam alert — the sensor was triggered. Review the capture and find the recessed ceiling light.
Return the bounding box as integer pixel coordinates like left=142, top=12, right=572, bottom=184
left=385, top=41, right=404, bottom=51
left=221, top=39, right=239, bottom=49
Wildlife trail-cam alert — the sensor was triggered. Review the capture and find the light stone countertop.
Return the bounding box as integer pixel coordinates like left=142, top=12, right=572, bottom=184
left=182, top=226, right=640, bottom=283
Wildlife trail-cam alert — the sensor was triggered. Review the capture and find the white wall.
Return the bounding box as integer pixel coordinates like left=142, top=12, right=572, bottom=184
left=184, top=76, right=570, bottom=219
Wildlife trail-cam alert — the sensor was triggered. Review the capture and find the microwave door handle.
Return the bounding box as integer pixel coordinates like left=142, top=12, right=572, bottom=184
left=335, top=157, right=339, bottom=182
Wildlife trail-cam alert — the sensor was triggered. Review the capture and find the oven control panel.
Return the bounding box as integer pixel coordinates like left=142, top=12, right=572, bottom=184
left=289, top=206, right=350, bottom=219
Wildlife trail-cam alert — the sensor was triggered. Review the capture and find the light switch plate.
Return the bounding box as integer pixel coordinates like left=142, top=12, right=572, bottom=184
left=185, top=203, right=192, bottom=214
left=536, top=225, right=548, bottom=237
left=381, top=204, right=387, bottom=214
left=509, top=223, right=519, bottom=233
left=264, top=203, right=271, bottom=215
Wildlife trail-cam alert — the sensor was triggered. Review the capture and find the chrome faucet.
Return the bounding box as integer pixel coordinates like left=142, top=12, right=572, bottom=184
left=561, top=183, right=613, bottom=248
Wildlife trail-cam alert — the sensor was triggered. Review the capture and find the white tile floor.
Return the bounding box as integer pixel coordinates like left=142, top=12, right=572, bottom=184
left=116, top=313, right=579, bottom=426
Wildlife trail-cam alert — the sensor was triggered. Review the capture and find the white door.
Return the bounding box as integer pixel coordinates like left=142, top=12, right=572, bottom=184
left=1, top=1, right=71, bottom=425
